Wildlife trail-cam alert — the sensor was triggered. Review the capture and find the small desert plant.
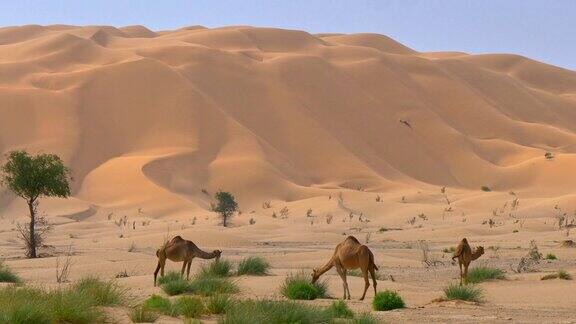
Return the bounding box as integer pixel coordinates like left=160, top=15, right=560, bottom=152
left=200, top=259, right=232, bottom=277
left=156, top=271, right=182, bottom=285
left=142, top=294, right=175, bottom=316
left=443, top=247, right=456, bottom=254
left=206, top=294, right=235, bottom=314
left=130, top=305, right=159, bottom=323
left=545, top=152, right=554, bottom=160
left=375, top=195, right=382, bottom=202
left=237, top=256, right=270, bottom=276
left=128, top=242, right=137, bottom=252
left=0, top=262, right=21, bottom=283
left=279, top=206, right=290, bottom=219
left=249, top=218, right=256, bottom=225
left=281, top=272, right=328, bottom=300
left=353, top=313, right=379, bottom=324
left=56, top=244, right=73, bottom=283
left=72, top=277, right=127, bottom=306
left=188, top=275, right=239, bottom=296
left=262, top=201, right=271, bottom=209
left=466, top=266, right=505, bottom=283
left=372, top=290, right=405, bottom=311
left=220, top=300, right=331, bottom=324
left=545, top=253, right=557, bottom=260
left=326, top=300, right=354, bottom=318
left=541, top=270, right=572, bottom=280
left=481, top=186, right=491, bottom=192
left=161, top=278, right=192, bottom=296
left=173, top=296, right=204, bottom=318
left=443, top=284, right=483, bottom=302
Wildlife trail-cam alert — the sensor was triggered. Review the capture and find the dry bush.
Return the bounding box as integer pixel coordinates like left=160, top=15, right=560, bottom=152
left=418, top=240, right=444, bottom=267
left=306, top=208, right=313, bottom=217
left=262, top=201, right=271, bottom=209
left=56, top=244, right=74, bottom=283
left=512, top=240, right=543, bottom=273
left=249, top=218, right=256, bottom=225
left=325, top=214, right=333, bottom=224
left=375, top=195, right=382, bottom=202
left=17, top=212, right=52, bottom=258
left=279, top=207, right=289, bottom=219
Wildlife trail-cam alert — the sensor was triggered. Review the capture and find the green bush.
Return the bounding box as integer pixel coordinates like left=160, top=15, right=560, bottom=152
left=47, top=289, right=102, bottom=323
left=130, top=305, right=159, bottom=323
left=156, top=271, right=182, bottom=286
left=200, top=259, right=232, bottom=277
left=206, top=294, right=235, bottom=314
left=443, top=284, right=483, bottom=302
left=72, top=277, right=127, bottom=306
left=220, top=300, right=331, bottom=324
left=466, top=266, right=505, bottom=283
left=281, top=272, right=328, bottom=300
left=545, top=253, right=557, bottom=260
left=326, top=300, right=353, bottom=318
left=353, top=313, right=379, bottom=324
left=237, top=257, right=270, bottom=276
left=372, top=290, right=405, bottom=311
left=173, top=296, right=204, bottom=318
left=189, top=275, right=239, bottom=296
left=0, top=263, right=21, bottom=284
left=161, top=278, right=192, bottom=296
left=142, top=294, right=175, bottom=316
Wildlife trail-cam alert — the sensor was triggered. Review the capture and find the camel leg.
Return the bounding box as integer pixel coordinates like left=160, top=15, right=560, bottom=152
left=181, top=261, right=187, bottom=277
left=458, top=261, right=463, bottom=286
left=335, top=265, right=349, bottom=300
left=359, top=267, right=370, bottom=301
left=186, top=259, right=193, bottom=280
left=344, top=269, right=352, bottom=299
left=153, top=261, right=161, bottom=286
left=463, top=262, right=469, bottom=285
left=369, top=266, right=377, bottom=296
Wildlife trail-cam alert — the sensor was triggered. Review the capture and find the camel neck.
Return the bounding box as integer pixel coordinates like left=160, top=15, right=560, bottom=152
left=195, top=248, right=217, bottom=259
left=471, top=251, right=483, bottom=260
left=316, top=258, right=335, bottom=276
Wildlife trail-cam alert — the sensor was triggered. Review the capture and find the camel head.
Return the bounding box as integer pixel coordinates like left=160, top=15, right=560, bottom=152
left=311, top=268, right=320, bottom=283
left=213, top=250, right=222, bottom=260
left=472, top=246, right=485, bottom=260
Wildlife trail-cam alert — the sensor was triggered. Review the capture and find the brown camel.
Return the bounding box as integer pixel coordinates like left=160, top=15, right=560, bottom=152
left=154, top=236, right=221, bottom=286
left=452, top=238, right=484, bottom=285
left=311, top=236, right=379, bottom=300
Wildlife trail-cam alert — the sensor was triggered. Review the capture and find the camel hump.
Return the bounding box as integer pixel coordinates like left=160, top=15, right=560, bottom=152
left=461, top=238, right=468, bottom=244
left=346, top=236, right=360, bottom=244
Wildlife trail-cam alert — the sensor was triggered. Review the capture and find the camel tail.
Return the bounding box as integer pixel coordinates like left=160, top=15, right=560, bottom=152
left=369, top=250, right=379, bottom=270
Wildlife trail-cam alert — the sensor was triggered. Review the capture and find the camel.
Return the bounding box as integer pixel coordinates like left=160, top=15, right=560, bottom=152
left=311, top=236, right=378, bottom=300
left=154, top=236, right=222, bottom=286
left=452, top=238, right=484, bottom=285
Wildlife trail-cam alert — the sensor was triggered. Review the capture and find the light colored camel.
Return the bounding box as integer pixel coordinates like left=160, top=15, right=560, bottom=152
left=311, top=236, right=379, bottom=300
left=154, top=235, right=221, bottom=286
left=452, top=238, right=484, bottom=285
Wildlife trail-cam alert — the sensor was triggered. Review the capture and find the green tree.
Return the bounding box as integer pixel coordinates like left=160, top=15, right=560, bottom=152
left=214, top=191, right=238, bottom=227
left=1, top=151, right=71, bottom=258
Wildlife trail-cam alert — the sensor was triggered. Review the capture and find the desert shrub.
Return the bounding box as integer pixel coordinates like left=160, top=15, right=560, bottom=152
left=545, top=253, right=557, bottom=260
left=372, top=290, right=405, bottom=311
left=443, top=284, right=483, bottom=302
left=72, top=277, right=127, bottom=306
left=47, top=289, right=102, bottom=323
left=130, top=305, right=159, bottom=323
left=353, top=313, right=379, bottom=324
left=281, top=272, right=328, bottom=300
left=442, top=247, right=456, bottom=254
left=0, top=263, right=21, bottom=283
left=237, top=257, right=270, bottom=276
left=466, top=266, right=505, bottom=283
left=142, top=294, right=175, bottom=316
left=161, top=278, right=192, bottom=296
left=558, top=270, right=572, bottom=280
left=188, top=275, right=239, bottom=296
left=481, top=186, right=491, bottom=192
left=326, top=300, right=353, bottom=318
left=173, top=296, right=204, bottom=318
left=220, top=300, right=331, bottom=324
left=200, top=259, right=232, bottom=277
left=156, top=271, right=183, bottom=286
left=206, top=294, right=235, bottom=314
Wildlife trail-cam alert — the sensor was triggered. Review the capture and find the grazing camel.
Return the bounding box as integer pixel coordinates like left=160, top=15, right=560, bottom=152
left=452, top=238, right=484, bottom=285
left=154, top=236, right=221, bottom=286
left=311, top=236, right=378, bottom=300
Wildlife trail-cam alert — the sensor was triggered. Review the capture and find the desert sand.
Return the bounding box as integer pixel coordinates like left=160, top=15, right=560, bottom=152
left=0, top=24, right=575, bottom=323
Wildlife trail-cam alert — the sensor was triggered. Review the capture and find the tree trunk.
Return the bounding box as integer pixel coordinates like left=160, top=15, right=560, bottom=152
left=222, top=214, right=228, bottom=227
left=27, top=199, right=37, bottom=258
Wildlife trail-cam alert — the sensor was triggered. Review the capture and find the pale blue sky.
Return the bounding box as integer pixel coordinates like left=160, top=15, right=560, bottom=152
left=0, top=1, right=574, bottom=70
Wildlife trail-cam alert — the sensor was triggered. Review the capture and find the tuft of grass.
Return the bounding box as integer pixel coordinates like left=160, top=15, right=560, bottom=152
left=142, top=294, right=175, bottom=316
left=130, top=305, right=159, bottom=323
left=443, top=284, right=483, bottom=302
left=206, top=294, right=235, bottom=315
left=220, top=300, right=331, bottom=324
left=353, top=313, right=379, bottom=324
left=326, top=300, right=354, bottom=318
left=237, top=257, right=270, bottom=276
left=47, top=289, right=102, bottom=323
left=161, top=278, right=192, bottom=296
left=545, top=253, right=557, bottom=260
left=466, top=266, right=505, bottom=283
left=72, top=277, right=128, bottom=306
left=372, top=290, right=405, bottom=311
left=173, top=296, right=204, bottom=318
left=200, top=259, right=232, bottom=278
left=481, top=186, right=492, bottom=192
left=281, top=272, right=328, bottom=300
left=188, top=275, right=239, bottom=296
left=0, top=263, right=21, bottom=284
left=156, top=271, right=182, bottom=286
left=558, top=270, right=572, bottom=280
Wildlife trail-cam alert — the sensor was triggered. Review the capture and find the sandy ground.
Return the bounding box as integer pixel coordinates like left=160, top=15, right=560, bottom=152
left=1, top=24, right=576, bottom=323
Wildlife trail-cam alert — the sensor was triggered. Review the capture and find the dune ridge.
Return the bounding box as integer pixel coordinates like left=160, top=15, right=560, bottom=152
left=1, top=24, right=575, bottom=214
